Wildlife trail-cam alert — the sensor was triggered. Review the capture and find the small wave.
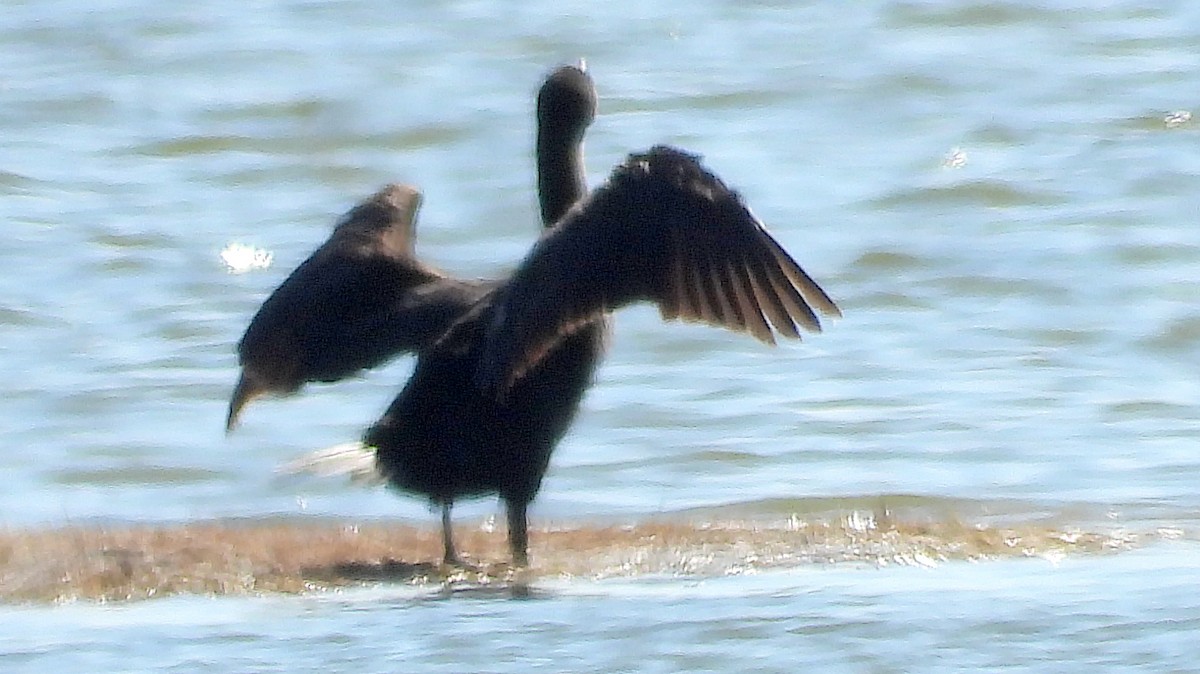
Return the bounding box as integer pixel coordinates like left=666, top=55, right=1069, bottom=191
left=1141, top=315, right=1200, bottom=354
left=884, top=2, right=1067, bottom=29
left=125, top=124, right=469, bottom=158
left=848, top=250, right=930, bottom=273
left=48, top=465, right=227, bottom=487
left=870, top=180, right=1067, bottom=209
left=0, top=306, right=56, bottom=328
left=0, top=170, right=38, bottom=194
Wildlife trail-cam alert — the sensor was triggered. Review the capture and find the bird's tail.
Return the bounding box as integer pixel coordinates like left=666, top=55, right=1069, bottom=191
left=276, top=441, right=385, bottom=486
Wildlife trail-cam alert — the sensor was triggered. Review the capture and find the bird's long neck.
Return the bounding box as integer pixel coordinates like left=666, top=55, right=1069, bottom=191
left=536, top=132, right=587, bottom=227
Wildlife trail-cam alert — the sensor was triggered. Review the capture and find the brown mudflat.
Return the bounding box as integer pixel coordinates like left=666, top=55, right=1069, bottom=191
left=0, top=516, right=1142, bottom=603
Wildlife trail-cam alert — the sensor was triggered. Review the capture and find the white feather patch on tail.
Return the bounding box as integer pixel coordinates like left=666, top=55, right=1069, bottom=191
left=277, top=441, right=385, bottom=486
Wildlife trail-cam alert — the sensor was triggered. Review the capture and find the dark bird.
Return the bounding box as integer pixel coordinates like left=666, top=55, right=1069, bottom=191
left=365, top=144, right=840, bottom=567
left=230, top=66, right=840, bottom=569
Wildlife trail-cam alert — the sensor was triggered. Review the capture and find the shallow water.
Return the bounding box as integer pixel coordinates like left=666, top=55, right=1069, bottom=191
left=2, top=0, right=1199, bottom=670
left=2, top=545, right=1198, bottom=672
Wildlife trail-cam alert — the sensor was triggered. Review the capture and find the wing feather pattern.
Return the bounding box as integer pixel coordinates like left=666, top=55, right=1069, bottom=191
left=725, top=257, right=775, bottom=344
left=464, top=146, right=840, bottom=393
left=708, top=260, right=744, bottom=331
left=228, top=184, right=486, bottom=430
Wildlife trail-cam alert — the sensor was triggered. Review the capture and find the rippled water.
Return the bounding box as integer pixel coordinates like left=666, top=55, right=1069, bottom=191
left=2, top=0, right=1198, bottom=670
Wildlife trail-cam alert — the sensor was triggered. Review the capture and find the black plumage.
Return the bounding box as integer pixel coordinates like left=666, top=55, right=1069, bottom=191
left=370, top=145, right=839, bottom=566
left=229, top=65, right=840, bottom=568
left=226, top=183, right=493, bottom=431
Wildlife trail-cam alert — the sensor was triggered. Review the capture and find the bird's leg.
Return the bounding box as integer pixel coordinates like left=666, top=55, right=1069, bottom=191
left=440, top=500, right=462, bottom=566
left=506, top=499, right=530, bottom=567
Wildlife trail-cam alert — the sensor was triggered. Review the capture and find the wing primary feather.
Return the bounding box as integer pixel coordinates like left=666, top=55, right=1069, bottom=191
left=708, top=261, right=744, bottom=331
left=687, top=254, right=721, bottom=324
left=758, top=243, right=823, bottom=333
left=655, top=230, right=683, bottom=321
left=745, top=255, right=801, bottom=339
left=670, top=231, right=702, bottom=321
left=760, top=233, right=842, bottom=319
left=726, top=259, right=775, bottom=344
left=659, top=256, right=682, bottom=321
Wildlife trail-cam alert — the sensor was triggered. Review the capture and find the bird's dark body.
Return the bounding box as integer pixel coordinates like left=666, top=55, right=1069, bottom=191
left=368, top=325, right=605, bottom=510
left=362, top=65, right=608, bottom=542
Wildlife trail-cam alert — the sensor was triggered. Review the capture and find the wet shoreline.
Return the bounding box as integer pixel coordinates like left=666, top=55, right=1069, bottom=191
left=1, top=514, right=1166, bottom=604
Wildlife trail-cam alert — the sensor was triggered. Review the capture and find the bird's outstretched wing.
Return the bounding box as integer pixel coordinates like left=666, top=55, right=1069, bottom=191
left=461, top=145, right=841, bottom=393
left=228, top=184, right=487, bottom=430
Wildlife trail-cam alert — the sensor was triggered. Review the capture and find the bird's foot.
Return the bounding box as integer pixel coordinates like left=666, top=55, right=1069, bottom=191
left=440, top=554, right=482, bottom=575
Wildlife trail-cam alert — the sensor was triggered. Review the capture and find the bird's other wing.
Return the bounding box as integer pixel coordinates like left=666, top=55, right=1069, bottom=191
left=228, top=183, right=468, bottom=430
left=470, top=145, right=841, bottom=393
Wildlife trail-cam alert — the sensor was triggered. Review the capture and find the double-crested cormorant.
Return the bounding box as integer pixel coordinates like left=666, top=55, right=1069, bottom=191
left=367, top=144, right=839, bottom=566
left=229, top=66, right=840, bottom=568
